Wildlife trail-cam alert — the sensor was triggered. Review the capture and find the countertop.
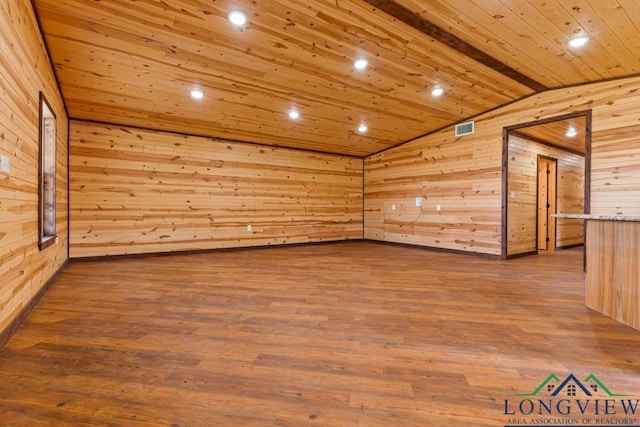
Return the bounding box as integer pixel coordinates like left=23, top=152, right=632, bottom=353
left=552, top=213, right=640, bottom=221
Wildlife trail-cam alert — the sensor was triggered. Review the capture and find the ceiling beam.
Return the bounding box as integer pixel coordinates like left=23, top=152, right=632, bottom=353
left=362, top=0, right=548, bottom=92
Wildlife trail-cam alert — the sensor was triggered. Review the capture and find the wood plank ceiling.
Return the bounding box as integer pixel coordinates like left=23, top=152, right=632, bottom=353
left=514, top=116, right=587, bottom=155
left=33, top=0, right=640, bottom=157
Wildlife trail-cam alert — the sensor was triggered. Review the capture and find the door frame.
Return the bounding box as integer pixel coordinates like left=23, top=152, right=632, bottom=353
left=501, top=110, right=592, bottom=260
left=536, top=155, right=558, bottom=252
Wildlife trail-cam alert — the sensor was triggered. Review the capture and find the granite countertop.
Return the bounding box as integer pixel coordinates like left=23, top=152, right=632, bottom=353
left=552, top=213, right=640, bottom=221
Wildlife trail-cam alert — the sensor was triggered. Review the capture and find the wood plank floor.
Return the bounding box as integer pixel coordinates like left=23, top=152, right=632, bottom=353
left=1, top=241, right=640, bottom=426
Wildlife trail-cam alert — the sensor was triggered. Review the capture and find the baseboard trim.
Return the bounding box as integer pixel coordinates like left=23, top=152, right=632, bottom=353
left=71, top=238, right=503, bottom=262
left=0, top=260, right=68, bottom=350
left=506, top=250, right=538, bottom=259
left=556, top=243, right=584, bottom=250
left=70, top=238, right=366, bottom=263
left=367, top=239, right=501, bottom=259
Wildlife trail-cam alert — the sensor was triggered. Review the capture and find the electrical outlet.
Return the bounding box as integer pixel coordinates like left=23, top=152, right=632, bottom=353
left=510, top=191, right=515, bottom=199
left=247, top=224, right=252, bottom=232
left=415, top=197, right=422, bottom=207
left=1, top=154, right=9, bottom=173
left=391, top=204, right=396, bottom=211
left=436, top=204, right=441, bottom=211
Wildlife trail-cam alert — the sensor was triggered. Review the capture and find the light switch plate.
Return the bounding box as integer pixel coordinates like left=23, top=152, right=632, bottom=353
left=1, top=154, right=9, bottom=173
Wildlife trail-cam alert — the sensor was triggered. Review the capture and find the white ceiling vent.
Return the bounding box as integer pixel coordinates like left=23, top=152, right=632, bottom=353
left=455, top=121, right=474, bottom=137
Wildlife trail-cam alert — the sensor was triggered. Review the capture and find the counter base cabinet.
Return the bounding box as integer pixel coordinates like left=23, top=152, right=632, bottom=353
left=586, top=220, right=640, bottom=331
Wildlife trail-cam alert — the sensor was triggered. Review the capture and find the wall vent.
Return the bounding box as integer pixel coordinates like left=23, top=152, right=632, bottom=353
left=455, top=121, right=474, bottom=136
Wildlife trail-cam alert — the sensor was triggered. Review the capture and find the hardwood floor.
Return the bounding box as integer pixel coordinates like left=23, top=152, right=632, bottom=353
left=1, top=241, right=639, bottom=426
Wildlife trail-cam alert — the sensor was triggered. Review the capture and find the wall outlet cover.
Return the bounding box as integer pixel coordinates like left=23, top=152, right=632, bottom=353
left=1, top=154, right=9, bottom=173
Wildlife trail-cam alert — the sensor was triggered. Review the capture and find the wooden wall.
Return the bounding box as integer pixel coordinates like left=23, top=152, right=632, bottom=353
left=69, top=121, right=363, bottom=258
left=0, top=1, right=68, bottom=334
left=365, top=75, right=640, bottom=257
left=591, top=122, right=640, bottom=215
left=364, top=130, right=502, bottom=255
left=507, top=134, right=584, bottom=256
left=586, top=219, right=640, bottom=331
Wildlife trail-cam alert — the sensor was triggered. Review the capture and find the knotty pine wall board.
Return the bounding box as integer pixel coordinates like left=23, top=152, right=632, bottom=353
left=591, top=124, right=640, bottom=214
left=0, top=0, right=68, bottom=334
left=69, top=121, right=363, bottom=258
left=507, top=134, right=584, bottom=256
left=365, top=75, right=640, bottom=256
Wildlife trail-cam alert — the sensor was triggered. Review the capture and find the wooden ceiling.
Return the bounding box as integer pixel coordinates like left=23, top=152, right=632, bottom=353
left=513, top=116, right=587, bottom=154
left=33, top=0, right=640, bottom=157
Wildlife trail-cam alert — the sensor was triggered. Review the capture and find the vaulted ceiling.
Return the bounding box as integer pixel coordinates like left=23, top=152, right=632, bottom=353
left=33, top=0, right=640, bottom=157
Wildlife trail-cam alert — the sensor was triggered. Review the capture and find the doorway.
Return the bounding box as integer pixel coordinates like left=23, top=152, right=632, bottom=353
left=502, top=110, right=591, bottom=259
left=537, top=156, right=557, bottom=251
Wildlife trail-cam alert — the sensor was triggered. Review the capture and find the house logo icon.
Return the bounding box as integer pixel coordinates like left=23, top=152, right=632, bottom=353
left=515, top=373, right=631, bottom=398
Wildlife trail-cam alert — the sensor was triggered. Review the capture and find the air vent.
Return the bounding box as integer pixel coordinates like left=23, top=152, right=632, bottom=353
left=455, top=121, right=474, bottom=137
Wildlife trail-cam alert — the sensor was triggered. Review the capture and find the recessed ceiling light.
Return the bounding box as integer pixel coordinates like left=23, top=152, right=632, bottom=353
left=568, top=36, right=589, bottom=48
left=190, top=89, right=204, bottom=100
left=228, top=10, right=247, bottom=27
left=565, top=126, right=578, bottom=138
left=354, top=58, right=368, bottom=70
left=358, top=124, right=368, bottom=133
left=288, top=110, right=300, bottom=120
left=431, top=86, right=444, bottom=97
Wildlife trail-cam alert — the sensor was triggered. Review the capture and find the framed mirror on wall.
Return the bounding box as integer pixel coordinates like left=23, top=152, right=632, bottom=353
left=39, top=92, right=57, bottom=250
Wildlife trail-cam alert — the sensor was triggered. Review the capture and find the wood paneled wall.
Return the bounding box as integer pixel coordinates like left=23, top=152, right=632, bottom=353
left=507, top=135, right=584, bottom=256
left=0, top=1, right=68, bottom=333
left=69, top=121, right=363, bottom=258
left=591, top=123, right=640, bottom=215
left=364, top=130, right=502, bottom=255
left=365, top=75, right=640, bottom=256
left=586, top=219, right=640, bottom=331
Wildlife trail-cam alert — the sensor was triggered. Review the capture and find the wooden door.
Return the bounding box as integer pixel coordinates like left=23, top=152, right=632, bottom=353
left=537, top=157, right=557, bottom=251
